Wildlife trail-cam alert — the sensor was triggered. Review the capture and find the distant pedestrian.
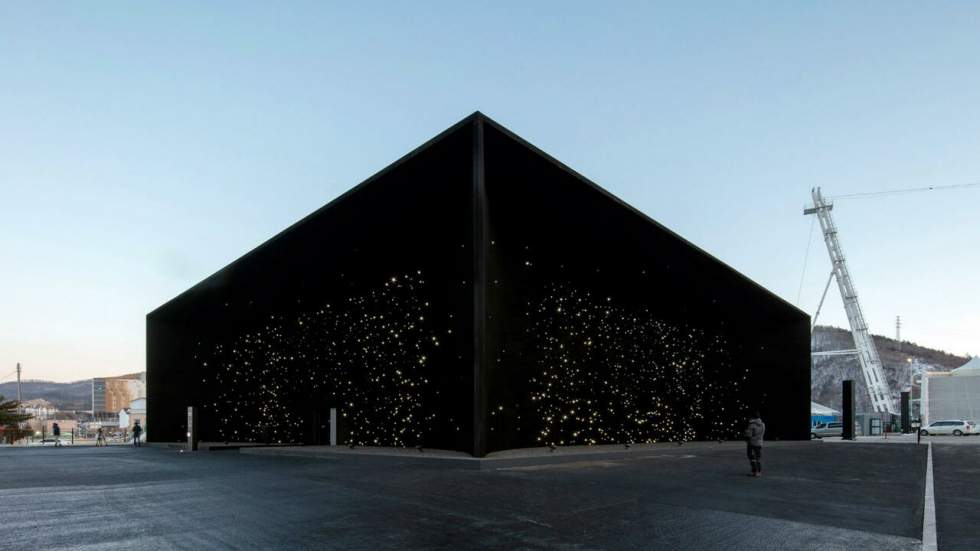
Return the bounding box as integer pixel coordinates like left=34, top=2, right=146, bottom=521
left=52, top=422, right=62, bottom=447
left=132, top=421, right=142, bottom=447
left=96, top=427, right=106, bottom=447
left=743, top=411, right=765, bottom=477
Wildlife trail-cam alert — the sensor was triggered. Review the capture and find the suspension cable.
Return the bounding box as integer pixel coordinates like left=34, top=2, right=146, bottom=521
left=796, top=215, right=816, bottom=306
left=830, top=181, right=980, bottom=200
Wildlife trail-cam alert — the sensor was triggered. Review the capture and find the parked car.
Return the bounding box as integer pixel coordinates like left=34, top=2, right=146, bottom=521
left=28, top=438, right=73, bottom=446
left=811, top=422, right=843, bottom=438
left=919, top=420, right=978, bottom=436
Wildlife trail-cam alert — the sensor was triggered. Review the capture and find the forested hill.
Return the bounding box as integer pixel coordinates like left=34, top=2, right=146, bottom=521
left=0, top=379, right=91, bottom=411
left=812, top=325, right=969, bottom=412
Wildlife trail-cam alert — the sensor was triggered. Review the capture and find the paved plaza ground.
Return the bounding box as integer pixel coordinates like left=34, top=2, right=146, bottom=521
left=0, top=438, right=976, bottom=550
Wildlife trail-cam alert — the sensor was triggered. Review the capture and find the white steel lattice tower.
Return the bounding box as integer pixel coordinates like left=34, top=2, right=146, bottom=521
left=805, top=187, right=896, bottom=414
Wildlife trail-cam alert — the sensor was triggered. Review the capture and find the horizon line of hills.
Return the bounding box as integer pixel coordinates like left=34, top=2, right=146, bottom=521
left=1, top=326, right=970, bottom=413
left=0, top=371, right=145, bottom=412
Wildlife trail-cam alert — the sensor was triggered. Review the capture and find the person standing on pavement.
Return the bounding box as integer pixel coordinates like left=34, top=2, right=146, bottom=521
left=132, top=420, right=142, bottom=447
left=96, top=427, right=106, bottom=447
left=52, top=422, right=62, bottom=447
left=744, top=411, right=765, bottom=477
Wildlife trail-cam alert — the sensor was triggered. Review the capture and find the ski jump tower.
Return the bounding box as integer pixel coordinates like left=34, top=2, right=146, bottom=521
left=805, top=187, right=896, bottom=414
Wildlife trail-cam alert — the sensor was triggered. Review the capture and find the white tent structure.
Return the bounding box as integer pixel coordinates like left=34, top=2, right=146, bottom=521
left=923, top=357, right=980, bottom=425
left=952, top=356, right=980, bottom=375
left=810, top=401, right=840, bottom=416
left=810, top=401, right=840, bottom=427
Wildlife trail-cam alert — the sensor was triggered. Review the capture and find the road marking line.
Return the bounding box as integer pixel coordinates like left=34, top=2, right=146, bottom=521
left=922, top=441, right=937, bottom=551
left=516, top=515, right=552, bottom=528
left=629, top=454, right=696, bottom=461
left=496, top=454, right=696, bottom=471
left=498, top=460, right=622, bottom=471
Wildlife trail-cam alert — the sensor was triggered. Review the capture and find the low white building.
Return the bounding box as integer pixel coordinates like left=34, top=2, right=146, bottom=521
left=923, top=357, right=980, bottom=425
left=18, top=399, right=56, bottom=419
left=118, top=397, right=147, bottom=431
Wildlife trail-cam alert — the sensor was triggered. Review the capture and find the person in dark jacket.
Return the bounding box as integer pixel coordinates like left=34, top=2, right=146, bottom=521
left=132, top=420, right=143, bottom=447
left=744, top=412, right=765, bottom=477
left=52, top=422, right=62, bottom=447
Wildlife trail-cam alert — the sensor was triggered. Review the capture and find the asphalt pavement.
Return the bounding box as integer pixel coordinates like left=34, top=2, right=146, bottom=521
left=931, top=443, right=980, bottom=551
left=0, top=441, right=933, bottom=550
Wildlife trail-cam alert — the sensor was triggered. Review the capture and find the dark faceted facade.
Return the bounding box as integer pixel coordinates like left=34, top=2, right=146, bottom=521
left=147, top=113, right=810, bottom=456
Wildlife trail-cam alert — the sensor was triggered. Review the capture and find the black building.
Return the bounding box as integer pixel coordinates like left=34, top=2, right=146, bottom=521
left=147, top=112, right=810, bottom=457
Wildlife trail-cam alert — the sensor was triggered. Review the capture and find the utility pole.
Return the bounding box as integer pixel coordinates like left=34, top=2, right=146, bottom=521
left=16, top=363, right=22, bottom=402
left=896, top=316, right=902, bottom=352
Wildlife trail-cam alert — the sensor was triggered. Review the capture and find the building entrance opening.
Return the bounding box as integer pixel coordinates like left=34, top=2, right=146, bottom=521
left=870, top=417, right=882, bottom=436
left=308, top=407, right=340, bottom=446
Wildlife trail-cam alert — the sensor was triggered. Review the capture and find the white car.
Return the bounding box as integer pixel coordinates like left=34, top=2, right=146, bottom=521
left=29, top=438, right=73, bottom=446
left=919, top=420, right=978, bottom=436
left=811, top=422, right=843, bottom=438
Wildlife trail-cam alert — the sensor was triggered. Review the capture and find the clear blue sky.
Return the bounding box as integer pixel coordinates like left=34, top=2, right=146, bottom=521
left=1, top=2, right=978, bottom=382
